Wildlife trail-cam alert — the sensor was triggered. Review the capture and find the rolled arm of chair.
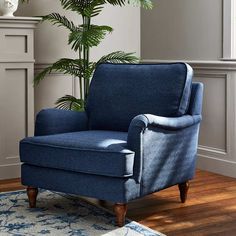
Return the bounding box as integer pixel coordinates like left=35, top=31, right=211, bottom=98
left=35, top=108, right=88, bottom=136
left=127, top=114, right=202, bottom=183
left=129, top=114, right=202, bottom=132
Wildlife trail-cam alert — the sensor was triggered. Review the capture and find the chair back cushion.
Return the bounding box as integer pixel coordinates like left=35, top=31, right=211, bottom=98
left=86, top=63, right=193, bottom=131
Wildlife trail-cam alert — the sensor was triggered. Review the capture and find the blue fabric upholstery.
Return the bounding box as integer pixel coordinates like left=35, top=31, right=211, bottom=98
left=21, top=164, right=140, bottom=203
left=86, top=63, right=193, bottom=131
left=127, top=114, right=202, bottom=183
left=20, top=131, right=134, bottom=178
left=35, top=109, right=88, bottom=136
left=20, top=63, right=203, bottom=205
left=188, top=82, right=204, bottom=116
left=137, top=124, right=200, bottom=196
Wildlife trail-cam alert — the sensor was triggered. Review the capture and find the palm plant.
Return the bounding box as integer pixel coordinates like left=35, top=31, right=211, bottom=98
left=33, top=0, right=153, bottom=111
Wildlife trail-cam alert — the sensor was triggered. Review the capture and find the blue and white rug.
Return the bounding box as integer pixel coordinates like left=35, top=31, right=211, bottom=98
left=0, top=190, right=164, bottom=236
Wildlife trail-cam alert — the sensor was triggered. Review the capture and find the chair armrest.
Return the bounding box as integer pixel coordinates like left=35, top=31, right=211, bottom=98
left=129, top=114, right=202, bottom=132
left=127, top=114, right=202, bottom=183
left=35, top=109, right=88, bottom=136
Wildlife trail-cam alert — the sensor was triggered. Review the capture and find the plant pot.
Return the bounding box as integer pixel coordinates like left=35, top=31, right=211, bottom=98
left=0, top=0, right=18, bottom=17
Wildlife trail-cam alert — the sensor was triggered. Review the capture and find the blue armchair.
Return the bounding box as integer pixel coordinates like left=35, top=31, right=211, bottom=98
left=20, top=63, right=203, bottom=226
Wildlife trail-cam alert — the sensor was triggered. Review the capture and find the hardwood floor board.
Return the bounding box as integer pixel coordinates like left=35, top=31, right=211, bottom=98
left=152, top=180, right=236, bottom=199
left=129, top=196, right=236, bottom=225
left=0, top=170, right=236, bottom=235
left=0, top=178, right=24, bottom=192
left=127, top=171, right=236, bottom=235
left=160, top=204, right=234, bottom=224
left=128, top=193, right=236, bottom=219
left=153, top=186, right=234, bottom=201
left=167, top=218, right=236, bottom=236
left=212, top=228, right=236, bottom=236
left=140, top=211, right=236, bottom=235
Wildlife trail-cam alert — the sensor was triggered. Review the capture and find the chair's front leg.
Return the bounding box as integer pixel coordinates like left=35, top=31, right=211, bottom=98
left=178, top=181, right=190, bottom=203
left=114, top=203, right=127, bottom=227
left=27, top=187, right=38, bottom=208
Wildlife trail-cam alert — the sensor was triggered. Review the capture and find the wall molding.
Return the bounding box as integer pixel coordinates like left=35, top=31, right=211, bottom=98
left=223, top=0, right=234, bottom=59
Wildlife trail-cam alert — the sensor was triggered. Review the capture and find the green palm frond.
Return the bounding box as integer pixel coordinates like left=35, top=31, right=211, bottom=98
left=34, top=66, right=53, bottom=86
left=69, top=25, right=113, bottom=50
left=83, top=1, right=105, bottom=17
left=97, top=51, right=139, bottom=64
left=42, top=13, right=76, bottom=31
left=105, top=0, right=153, bottom=9
left=60, top=0, right=93, bottom=14
left=84, top=62, right=97, bottom=80
left=128, top=0, right=153, bottom=9
left=105, top=0, right=126, bottom=6
left=50, top=58, right=83, bottom=76
left=55, top=95, right=85, bottom=111
left=34, top=58, right=85, bottom=85
left=59, top=0, right=153, bottom=17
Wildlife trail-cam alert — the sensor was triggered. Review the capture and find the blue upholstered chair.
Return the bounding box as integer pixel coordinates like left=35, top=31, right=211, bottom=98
left=20, top=63, right=203, bottom=226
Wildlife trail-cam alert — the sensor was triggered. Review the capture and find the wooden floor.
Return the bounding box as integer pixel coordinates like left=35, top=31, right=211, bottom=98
left=0, top=169, right=236, bottom=236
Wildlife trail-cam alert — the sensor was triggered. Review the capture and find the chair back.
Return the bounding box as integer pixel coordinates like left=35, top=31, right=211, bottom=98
left=86, top=63, right=193, bottom=131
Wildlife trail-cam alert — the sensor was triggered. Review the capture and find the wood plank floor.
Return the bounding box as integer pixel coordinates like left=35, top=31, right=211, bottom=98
left=0, top=169, right=236, bottom=236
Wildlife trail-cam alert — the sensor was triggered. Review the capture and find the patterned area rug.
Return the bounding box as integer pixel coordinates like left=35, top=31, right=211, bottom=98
left=0, top=190, right=164, bottom=236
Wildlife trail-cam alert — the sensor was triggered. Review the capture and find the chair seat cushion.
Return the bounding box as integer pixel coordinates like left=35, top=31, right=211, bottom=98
left=20, top=131, right=135, bottom=178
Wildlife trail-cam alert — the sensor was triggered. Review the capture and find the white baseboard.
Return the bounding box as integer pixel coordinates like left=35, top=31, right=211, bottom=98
left=0, top=164, right=21, bottom=180
left=197, top=156, right=236, bottom=178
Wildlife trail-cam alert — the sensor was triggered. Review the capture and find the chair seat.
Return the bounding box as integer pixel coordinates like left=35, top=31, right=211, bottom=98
left=20, top=130, right=135, bottom=178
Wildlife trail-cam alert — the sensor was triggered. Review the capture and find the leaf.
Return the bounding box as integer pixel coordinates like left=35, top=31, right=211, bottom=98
left=55, top=95, right=85, bottom=111
left=34, top=58, right=86, bottom=86
left=59, top=0, right=153, bottom=18
left=34, top=66, right=53, bottom=86
left=42, top=13, right=76, bottom=31
left=105, top=0, right=126, bottom=6
left=127, top=0, right=153, bottom=9
left=69, top=25, right=113, bottom=50
left=84, top=62, right=97, bottom=80
left=59, top=0, right=152, bottom=17
left=97, top=51, right=139, bottom=64
left=83, top=1, right=105, bottom=17
left=106, top=0, right=153, bottom=9
left=59, top=0, right=92, bottom=15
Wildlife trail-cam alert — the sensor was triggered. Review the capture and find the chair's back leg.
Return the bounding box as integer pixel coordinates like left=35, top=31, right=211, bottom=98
left=114, top=203, right=127, bottom=227
left=27, top=187, right=38, bottom=208
left=178, top=181, right=190, bottom=203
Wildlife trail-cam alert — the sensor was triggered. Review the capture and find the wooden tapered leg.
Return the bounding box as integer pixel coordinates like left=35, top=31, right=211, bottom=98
left=114, top=203, right=127, bottom=227
left=178, top=181, right=190, bottom=203
left=27, top=187, right=38, bottom=208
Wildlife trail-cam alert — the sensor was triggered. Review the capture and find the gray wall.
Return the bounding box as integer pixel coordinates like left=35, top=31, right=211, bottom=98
left=141, top=0, right=223, bottom=60
left=16, top=0, right=141, bottom=113
left=141, top=0, right=236, bottom=178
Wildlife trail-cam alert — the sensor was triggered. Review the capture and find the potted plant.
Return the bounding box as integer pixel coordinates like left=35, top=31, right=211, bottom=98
left=33, top=0, right=153, bottom=111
